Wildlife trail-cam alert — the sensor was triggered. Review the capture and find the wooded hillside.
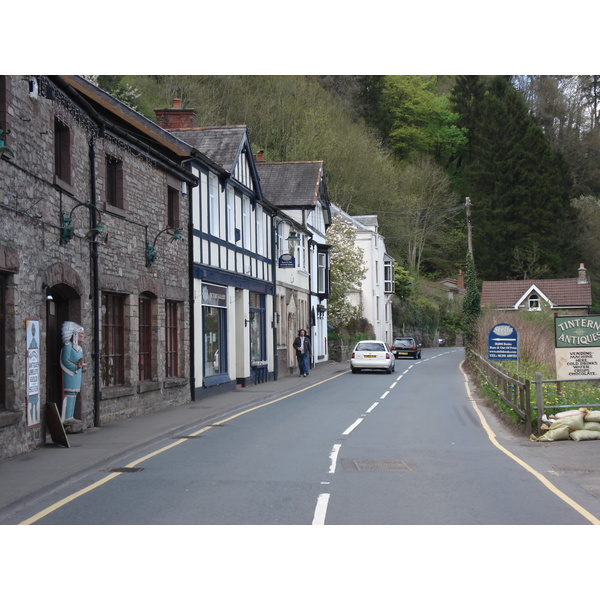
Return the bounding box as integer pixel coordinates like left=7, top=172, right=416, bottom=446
left=96, top=75, right=600, bottom=293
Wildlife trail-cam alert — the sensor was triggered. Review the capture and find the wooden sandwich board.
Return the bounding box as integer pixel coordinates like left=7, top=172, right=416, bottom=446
left=45, top=402, right=70, bottom=448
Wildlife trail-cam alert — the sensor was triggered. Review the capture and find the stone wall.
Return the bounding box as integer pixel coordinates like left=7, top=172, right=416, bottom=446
left=0, top=76, right=192, bottom=460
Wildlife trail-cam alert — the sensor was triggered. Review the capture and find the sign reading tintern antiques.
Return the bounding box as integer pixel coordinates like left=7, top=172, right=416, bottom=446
left=487, top=323, right=518, bottom=361
left=555, top=315, right=600, bottom=347
left=555, top=315, right=600, bottom=379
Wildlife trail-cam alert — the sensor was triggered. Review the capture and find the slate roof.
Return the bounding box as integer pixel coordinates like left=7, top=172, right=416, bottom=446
left=168, top=126, right=248, bottom=173
left=481, top=276, right=592, bottom=310
left=256, top=161, right=324, bottom=207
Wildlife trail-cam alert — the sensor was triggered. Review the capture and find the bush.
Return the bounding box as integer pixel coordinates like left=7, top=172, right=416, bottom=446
left=473, top=307, right=556, bottom=373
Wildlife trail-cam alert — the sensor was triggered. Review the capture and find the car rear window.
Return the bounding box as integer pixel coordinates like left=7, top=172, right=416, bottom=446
left=356, top=342, right=386, bottom=352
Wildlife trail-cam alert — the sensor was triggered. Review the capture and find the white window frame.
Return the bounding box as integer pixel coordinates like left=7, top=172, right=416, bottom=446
left=209, top=173, right=219, bottom=236
left=317, top=252, right=327, bottom=294
left=226, top=185, right=234, bottom=243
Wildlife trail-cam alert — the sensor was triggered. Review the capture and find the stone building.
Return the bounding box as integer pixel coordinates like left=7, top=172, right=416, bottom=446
left=0, top=76, right=196, bottom=460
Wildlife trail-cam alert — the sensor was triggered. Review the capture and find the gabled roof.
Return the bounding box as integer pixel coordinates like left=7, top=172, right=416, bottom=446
left=255, top=161, right=328, bottom=209
left=170, top=126, right=248, bottom=173
left=481, top=277, right=592, bottom=310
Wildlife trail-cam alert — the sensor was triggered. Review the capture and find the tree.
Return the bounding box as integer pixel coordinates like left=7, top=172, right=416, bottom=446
left=378, top=76, right=466, bottom=162
left=326, top=213, right=367, bottom=329
left=462, top=252, right=481, bottom=347
left=391, top=155, right=460, bottom=273
left=456, top=76, right=578, bottom=280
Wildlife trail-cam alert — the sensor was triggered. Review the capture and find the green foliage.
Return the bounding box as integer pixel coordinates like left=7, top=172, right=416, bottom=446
left=87, top=76, right=141, bottom=110
left=378, top=76, right=467, bottom=162
left=453, top=76, right=579, bottom=280
left=462, top=252, right=481, bottom=346
left=394, top=265, right=414, bottom=300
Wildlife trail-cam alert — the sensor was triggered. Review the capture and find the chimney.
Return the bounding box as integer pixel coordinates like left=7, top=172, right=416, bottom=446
left=154, top=98, right=196, bottom=130
left=255, top=150, right=265, bottom=162
left=457, top=269, right=465, bottom=291
left=578, top=263, right=588, bottom=284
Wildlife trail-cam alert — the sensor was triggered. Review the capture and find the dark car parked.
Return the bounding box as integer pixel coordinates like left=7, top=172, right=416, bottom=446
left=391, top=337, right=421, bottom=359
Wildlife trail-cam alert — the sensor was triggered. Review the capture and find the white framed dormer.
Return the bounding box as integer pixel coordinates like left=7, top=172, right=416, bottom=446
left=515, top=284, right=552, bottom=311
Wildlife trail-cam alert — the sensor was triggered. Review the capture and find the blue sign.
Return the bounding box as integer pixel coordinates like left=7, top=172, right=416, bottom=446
left=278, top=253, right=295, bottom=269
left=488, top=323, right=518, bottom=361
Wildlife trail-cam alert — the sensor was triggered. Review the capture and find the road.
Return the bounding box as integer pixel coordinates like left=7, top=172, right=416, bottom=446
left=8, top=348, right=600, bottom=525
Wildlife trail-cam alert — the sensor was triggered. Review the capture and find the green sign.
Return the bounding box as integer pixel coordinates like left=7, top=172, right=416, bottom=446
left=555, top=315, right=600, bottom=348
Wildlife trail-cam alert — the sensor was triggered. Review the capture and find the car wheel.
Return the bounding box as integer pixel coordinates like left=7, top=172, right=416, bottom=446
left=352, top=367, right=360, bottom=373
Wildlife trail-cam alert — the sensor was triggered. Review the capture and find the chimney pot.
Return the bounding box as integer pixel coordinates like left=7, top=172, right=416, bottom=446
left=173, top=98, right=181, bottom=109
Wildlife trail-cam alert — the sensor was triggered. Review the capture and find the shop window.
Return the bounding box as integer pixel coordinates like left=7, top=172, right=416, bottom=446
left=249, top=292, right=266, bottom=364
left=203, top=305, right=227, bottom=376
left=101, top=293, right=125, bottom=386
left=139, top=295, right=153, bottom=381
left=165, top=300, right=179, bottom=378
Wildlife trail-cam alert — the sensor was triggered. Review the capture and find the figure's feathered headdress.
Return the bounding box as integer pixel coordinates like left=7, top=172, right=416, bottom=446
left=61, top=321, right=84, bottom=345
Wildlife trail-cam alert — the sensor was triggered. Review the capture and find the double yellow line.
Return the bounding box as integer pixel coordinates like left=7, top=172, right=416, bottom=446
left=20, top=371, right=348, bottom=525
left=460, top=361, right=600, bottom=525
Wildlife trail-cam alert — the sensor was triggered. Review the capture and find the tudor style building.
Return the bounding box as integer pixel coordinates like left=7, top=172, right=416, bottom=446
left=255, top=158, right=331, bottom=374
left=0, top=76, right=196, bottom=460
left=155, top=102, right=278, bottom=396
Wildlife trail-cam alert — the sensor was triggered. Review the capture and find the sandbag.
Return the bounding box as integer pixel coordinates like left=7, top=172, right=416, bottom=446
left=584, top=411, right=600, bottom=423
left=549, top=413, right=585, bottom=431
left=570, top=429, right=600, bottom=441
left=531, top=425, right=571, bottom=442
left=551, top=408, right=588, bottom=420
left=584, top=421, right=600, bottom=432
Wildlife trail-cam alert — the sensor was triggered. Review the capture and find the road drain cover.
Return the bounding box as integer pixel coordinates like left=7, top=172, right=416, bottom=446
left=102, top=467, right=144, bottom=473
left=341, top=459, right=410, bottom=472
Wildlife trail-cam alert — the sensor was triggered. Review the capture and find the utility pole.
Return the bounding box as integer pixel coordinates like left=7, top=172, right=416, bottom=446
left=465, top=196, right=473, bottom=257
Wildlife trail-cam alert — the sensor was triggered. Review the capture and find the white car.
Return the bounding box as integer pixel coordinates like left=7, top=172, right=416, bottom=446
left=350, top=340, right=395, bottom=374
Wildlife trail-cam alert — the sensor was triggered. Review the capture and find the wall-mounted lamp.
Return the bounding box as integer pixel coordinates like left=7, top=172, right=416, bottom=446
left=272, top=311, right=280, bottom=329
left=43, top=283, right=53, bottom=301
left=146, top=227, right=183, bottom=266
left=85, top=223, right=108, bottom=243
left=0, top=129, right=15, bottom=159
left=317, top=304, right=326, bottom=320
left=61, top=202, right=106, bottom=244
left=181, top=181, right=188, bottom=197
left=275, top=217, right=300, bottom=253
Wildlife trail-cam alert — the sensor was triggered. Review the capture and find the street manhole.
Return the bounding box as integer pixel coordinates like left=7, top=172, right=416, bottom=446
left=340, top=459, right=411, bottom=472
left=101, top=467, right=144, bottom=473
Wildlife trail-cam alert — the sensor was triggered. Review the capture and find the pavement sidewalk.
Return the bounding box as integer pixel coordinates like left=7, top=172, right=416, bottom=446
left=0, top=361, right=349, bottom=523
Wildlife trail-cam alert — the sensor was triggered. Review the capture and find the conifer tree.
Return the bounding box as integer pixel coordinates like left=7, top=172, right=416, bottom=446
left=453, top=76, right=578, bottom=280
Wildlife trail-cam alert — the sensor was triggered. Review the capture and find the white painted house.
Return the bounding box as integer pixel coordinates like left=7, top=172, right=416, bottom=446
left=331, top=205, right=395, bottom=344
left=256, top=159, right=331, bottom=374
